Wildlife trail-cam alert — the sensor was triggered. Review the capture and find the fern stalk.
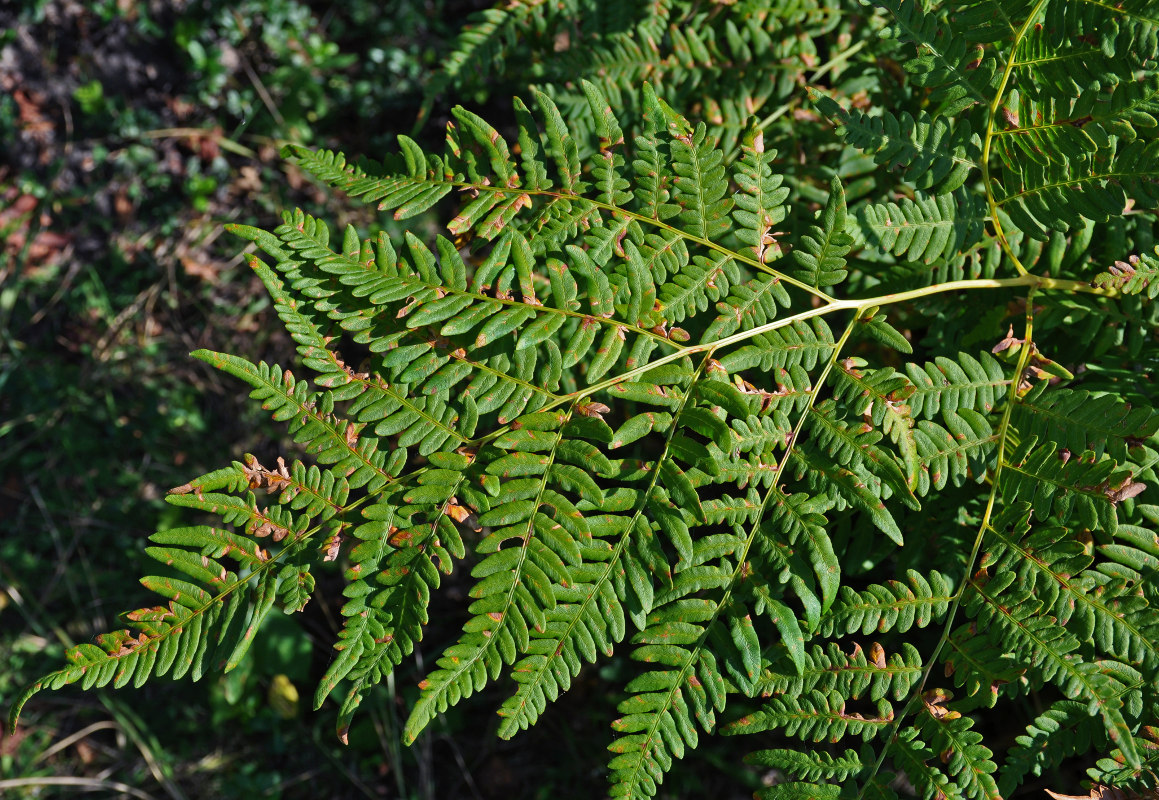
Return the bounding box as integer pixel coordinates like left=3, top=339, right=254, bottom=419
left=980, top=0, right=1050, bottom=278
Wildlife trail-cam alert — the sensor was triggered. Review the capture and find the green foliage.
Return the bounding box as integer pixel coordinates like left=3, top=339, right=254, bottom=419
left=12, top=0, right=1159, bottom=797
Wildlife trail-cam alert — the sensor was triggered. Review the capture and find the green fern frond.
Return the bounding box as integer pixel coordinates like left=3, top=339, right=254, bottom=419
left=857, top=190, right=989, bottom=265
left=889, top=726, right=957, bottom=800
left=13, top=3, right=1159, bottom=795
left=943, top=622, right=1024, bottom=707
left=1093, top=247, right=1159, bottom=298
left=996, top=139, right=1159, bottom=240
left=724, top=689, right=896, bottom=742
left=812, top=93, right=981, bottom=194
left=816, top=569, right=956, bottom=638
left=1014, top=384, right=1159, bottom=464
left=997, top=699, right=1108, bottom=793
left=743, top=746, right=869, bottom=782
left=964, top=506, right=1145, bottom=765
left=904, top=352, right=1008, bottom=419
left=913, top=410, right=998, bottom=495
left=1000, top=436, right=1134, bottom=533
left=758, top=641, right=925, bottom=704
left=993, top=79, right=1159, bottom=167
left=9, top=463, right=326, bottom=723
left=915, top=697, right=1001, bottom=800
left=789, top=176, right=852, bottom=289
left=875, top=0, right=998, bottom=116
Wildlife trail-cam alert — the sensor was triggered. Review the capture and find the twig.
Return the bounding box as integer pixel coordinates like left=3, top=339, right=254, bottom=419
left=0, top=776, right=160, bottom=800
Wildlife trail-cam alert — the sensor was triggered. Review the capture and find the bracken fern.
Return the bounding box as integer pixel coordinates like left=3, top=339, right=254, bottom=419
left=11, top=1, right=1159, bottom=796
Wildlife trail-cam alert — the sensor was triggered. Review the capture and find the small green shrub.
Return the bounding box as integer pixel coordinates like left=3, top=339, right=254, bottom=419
left=12, top=1, right=1159, bottom=797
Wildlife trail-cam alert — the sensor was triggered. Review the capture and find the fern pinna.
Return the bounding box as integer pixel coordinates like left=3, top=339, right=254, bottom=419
left=11, top=0, right=1159, bottom=796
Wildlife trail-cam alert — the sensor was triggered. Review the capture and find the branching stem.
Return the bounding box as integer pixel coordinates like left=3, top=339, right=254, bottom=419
left=857, top=287, right=1038, bottom=796
left=981, top=0, right=1050, bottom=278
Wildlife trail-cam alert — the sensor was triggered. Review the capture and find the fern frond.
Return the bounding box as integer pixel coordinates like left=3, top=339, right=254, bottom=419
left=1013, top=385, right=1159, bottom=465
left=717, top=316, right=836, bottom=373
left=1093, top=247, right=1159, bottom=298
left=732, top=121, right=790, bottom=265
left=980, top=513, right=1159, bottom=672
left=915, top=695, right=1001, bottom=800
left=889, top=726, right=958, bottom=800
left=789, top=176, right=852, bottom=290
left=943, top=622, right=1024, bottom=707
left=16, top=7, right=1159, bottom=795
left=998, top=700, right=1107, bottom=794
left=904, top=352, right=1008, bottom=420
left=9, top=480, right=318, bottom=724
left=913, top=410, right=998, bottom=495
left=993, top=79, right=1159, bottom=167
left=743, top=746, right=869, bottom=782
left=608, top=598, right=731, bottom=799
left=724, top=689, right=896, bottom=743
left=996, top=139, right=1159, bottom=241
left=965, top=506, right=1144, bottom=765
left=875, top=0, right=997, bottom=116
left=832, top=359, right=920, bottom=487
left=193, top=351, right=403, bottom=489
left=758, top=641, right=924, bottom=704
left=817, top=569, right=956, bottom=638
left=812, top=93, right=981, bottom=194
left=857, top=190, right=989, bottom=265
left=405, top=407, right=614, bottom=742
left=1000, top=436, right=1135, bottom=533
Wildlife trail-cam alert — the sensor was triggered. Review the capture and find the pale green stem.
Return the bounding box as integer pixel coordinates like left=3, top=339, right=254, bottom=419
left=981, top=0, right=1050, bottom=278
left=857, top=287, right=1038, bottom=796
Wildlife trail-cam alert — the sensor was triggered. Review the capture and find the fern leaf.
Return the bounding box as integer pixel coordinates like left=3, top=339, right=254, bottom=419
left=744, top=746, right=869, bottom=781
left=916, top=695, right=1001, bottom=800
left=980, top=511, right=1159, bottom=672
left=790, top=176, right=851, bottom=289
left=857, top=190, right=988, bottom=265
left=943, top=622, right=1024, bottom=708
left=1000, top=436, right=1136, bottom=534
left=889, top=727, right=958, bottom=800
left=717, top=316, right=835, bottom=374
left=8, top=513, right=309, bottom=723
left=405, top=408, right=618, bottom=742
left=193, top=351, right=401, bottom=490
left=731, top=121, right=790, bottom=264
left=996, top=139, right=1159, bottom=240
left=905, top=352, right=1008, bottom=420
left=913, top=410, right=998, bottom=495
left=833, top=359, right=920, bottom=488
left=875, top=0, right=997, bottom=116
left=812, top=93, right=981, bottom=194
left=998, top=700, right=1107, bottom=794
left=702, top=273, right=791, bottom=341
left=670, top=122, right=733, bottom=242
left=1092, top=247, right=1159, bottom=298
left=965, top=513, right=1143, bottom=766
left=608, top=606, right=724, bottom=799
left=759, top=641, right=925, bottom=705
left=817, top=569, right=955, bottom=637
left=724, top=689, right=895, bottom=742
left=17, top=10, right=1159, bottom=795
